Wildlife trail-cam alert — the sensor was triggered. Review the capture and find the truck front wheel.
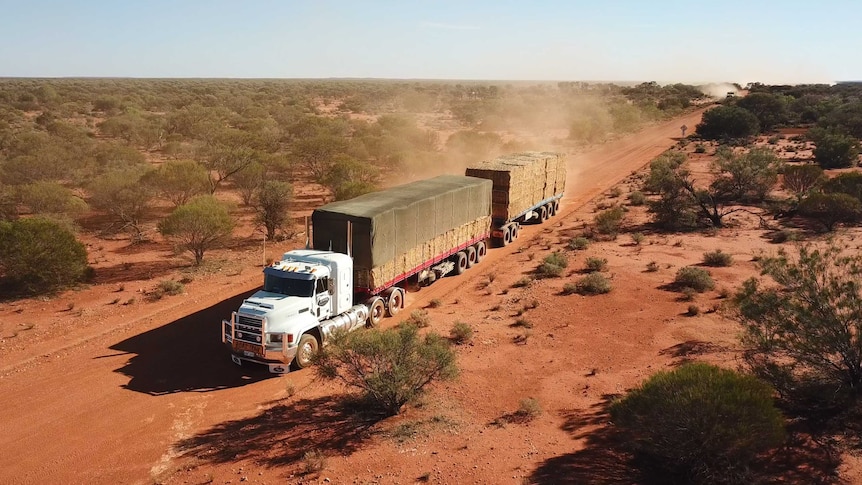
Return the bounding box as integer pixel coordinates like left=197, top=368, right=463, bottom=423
left=367, top=298, right=385, bottom=327
left=294, top=333, right=319, bottom=369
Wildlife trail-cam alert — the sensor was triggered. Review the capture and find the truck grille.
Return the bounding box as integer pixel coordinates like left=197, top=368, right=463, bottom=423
left=234, top=314, right=264, bottom=345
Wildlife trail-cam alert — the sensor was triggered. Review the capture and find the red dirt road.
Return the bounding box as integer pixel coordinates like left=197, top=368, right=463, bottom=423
left=0, top=110, right=706, bottom=485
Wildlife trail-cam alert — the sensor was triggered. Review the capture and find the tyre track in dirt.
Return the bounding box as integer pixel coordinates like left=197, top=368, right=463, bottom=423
left=0, top=108, right=706, bottom=484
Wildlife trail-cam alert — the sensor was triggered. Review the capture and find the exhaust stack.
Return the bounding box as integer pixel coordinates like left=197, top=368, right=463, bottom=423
left=346, top=220, right=353, bottom=258
left=305, top=216, right=310, bottom=250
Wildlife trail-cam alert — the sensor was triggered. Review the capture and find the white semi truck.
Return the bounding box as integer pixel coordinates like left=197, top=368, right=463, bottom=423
left=222, top=175, right=493, bottom=372
left=221, top=153, right=565, bottom=373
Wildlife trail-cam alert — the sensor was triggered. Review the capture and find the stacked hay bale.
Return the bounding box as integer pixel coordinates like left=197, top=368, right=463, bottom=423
left=466, top=151, right=566, bottom=223
left=312, top=175, right=492, bottom=293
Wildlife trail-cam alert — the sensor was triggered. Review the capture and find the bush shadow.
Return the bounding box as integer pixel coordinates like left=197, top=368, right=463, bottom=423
left=176, top=395, right=380, bottom=472
left=531, top=394, right=640, bottom=485
left=109, top=288, right=271, bottom=395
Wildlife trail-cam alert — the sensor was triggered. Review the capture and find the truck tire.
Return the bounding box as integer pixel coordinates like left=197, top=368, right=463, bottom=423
left=466, top=245, right=477, bottom=268
left=454, top=251, right=468, bottom=275
left=512, top=224, right=520, bottom=240
left=539, top=204, right=549, bottom=222
left=475, top=241, right=487, bottom=263
left=553, top=200, right=561, bottom=215
left=294, top=333, right=319, bottom=370
left=502, top=226, right=513, bottom=246
left=548, top=201, right=556, bottom=217
left=386, top=288, right=404, bottom=316
left=367, top=298, right=385, bottom=327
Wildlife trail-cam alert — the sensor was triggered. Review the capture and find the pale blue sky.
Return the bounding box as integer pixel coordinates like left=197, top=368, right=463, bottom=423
left=0, top=0, right=856, bottom=83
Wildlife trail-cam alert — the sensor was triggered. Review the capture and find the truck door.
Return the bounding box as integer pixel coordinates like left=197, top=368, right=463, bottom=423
left=315, top=277, right=332, bottom=320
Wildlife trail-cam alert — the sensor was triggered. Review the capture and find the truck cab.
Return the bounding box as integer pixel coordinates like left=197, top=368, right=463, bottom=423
left=222, top=250, right=366, bottom=373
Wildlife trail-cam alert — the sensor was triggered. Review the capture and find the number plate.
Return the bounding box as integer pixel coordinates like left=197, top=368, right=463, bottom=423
left=233, top=340, right=264, bottom=358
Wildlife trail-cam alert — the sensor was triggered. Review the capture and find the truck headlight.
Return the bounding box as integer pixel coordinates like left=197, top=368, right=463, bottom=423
left=270, top=334, right=283, bottom=343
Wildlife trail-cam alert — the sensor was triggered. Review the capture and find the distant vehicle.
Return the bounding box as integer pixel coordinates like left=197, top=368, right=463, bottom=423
left=221, top=152, right=566, bottom=372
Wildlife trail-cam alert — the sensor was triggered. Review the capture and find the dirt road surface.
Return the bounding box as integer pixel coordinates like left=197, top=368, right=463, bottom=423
left=0, top=109, right=706, bottom=484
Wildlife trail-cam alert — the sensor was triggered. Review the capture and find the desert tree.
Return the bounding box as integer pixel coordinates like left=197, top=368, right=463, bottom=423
left=782, top=164, right=825, bottom=202
left=810, top=129, right=860, bottom=169
left=735, top=92, right=792, bottom=132
left=320, top=154, right=379, bottom=201
left=255, top=180, right=293, bottom=241
left=797, top=192, right=862, bottom=232
left=88, top=167, right=155, bottom=242
left=142, top=160, right=210, bottom=207
left=710, top=147, right=782, bottom=202
left=202, top=128, right=268, bottom=193
left=735, top=242, right=862, bottom=406
left=291, top=134, right=351, bottom=181
left=695, top=105, right=760, bottom=140
left=645, top=152, right=745, bottom=228
left=0, top=217, right=90, bottom=296
left=231, top=160, right=267, bottom=206
left=17, top=181, right=88, bottom=217
left=158, top=195, right=234, bottom=265
left=823, top=171, right=862, bottom=202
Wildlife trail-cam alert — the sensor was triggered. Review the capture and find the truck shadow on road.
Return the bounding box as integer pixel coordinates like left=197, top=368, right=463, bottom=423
left=109, top=288, right=272, bottom=395
left=175, top=395, right=378, bottom=471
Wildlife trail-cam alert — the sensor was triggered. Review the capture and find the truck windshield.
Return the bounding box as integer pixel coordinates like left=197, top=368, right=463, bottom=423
left=263, top=275, right=314, bottom=297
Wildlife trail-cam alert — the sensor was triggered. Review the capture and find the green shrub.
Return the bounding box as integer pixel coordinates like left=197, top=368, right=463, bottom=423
left=403, top=310, right=431, bottom=328
left=157, top=280, right=184, bottom=296
left=313, top=324, right=458, bottom=415
left=645, top=261, right=659, bottom=272
left=428, top=298, right=442, bottom=308
left=568, top=237, right=590, bottom=250
left=628, top=190, right=647, bottom=206
left=511, top=318, right=533, bottom=329
left=573, top=273, right=612, bottom=295
left=686, top=304, right=700, bottom=316
left=674, top=266, right=715, bottom=292
left=610, top=363, right=785, bottom=484
left=702, top=249, right=733, bottom=267
left=514, top=397, right=542, bottom=421
left=631, top=232, right=645, bottom=245
left=449, top=321, right=473, bottom=345
left=594, top=206, right=625, bottom=236
left=584, top=257, right=608, bottom=272
left=694, top=143, right=706, bottom=154
left=511, top=277, right=532, bottom=288
left=0, top=217, right=90, bottom=296
left=537, top=251, right=568, bottom=278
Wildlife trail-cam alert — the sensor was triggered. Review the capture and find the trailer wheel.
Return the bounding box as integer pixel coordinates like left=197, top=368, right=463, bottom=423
left=367, top=298, right=385, bottom=327
left=548, top=202, right=556, bottom=217
left=454, top=251, right=468, bottom=275
left=539, top=204, right=549, bottom=222
left=475, top=241, right=487, bottom=262
left=553, top=200, right=561, bottom=215
left=512, top=223, right=520, bottom=239
left=294, top=333, right=319, bottom=370
left=502, top=226, right=513, bottom=246
left=466, top=245, right=477, bottom=268
left=386, top=289, right=404, bottom=317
